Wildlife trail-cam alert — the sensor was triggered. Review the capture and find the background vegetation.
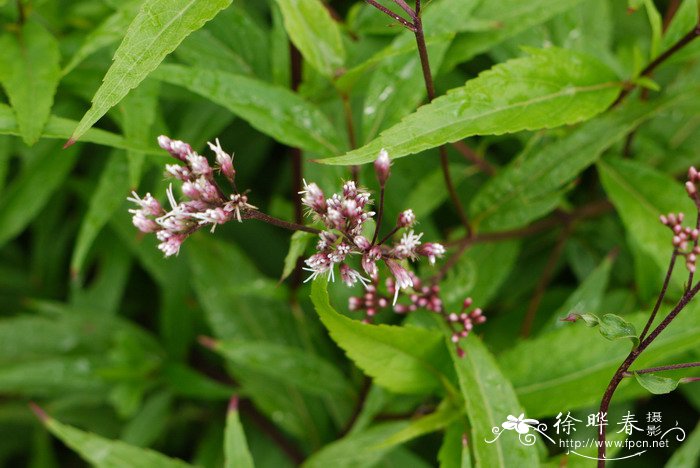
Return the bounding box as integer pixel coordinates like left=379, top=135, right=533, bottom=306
left=0, top=0, right=699, bottom=466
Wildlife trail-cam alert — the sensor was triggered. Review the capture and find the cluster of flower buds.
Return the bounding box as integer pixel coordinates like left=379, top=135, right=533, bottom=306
left=300, top=149, right=446, bottom=305
left=349, top=272, right=486, bottom=354
left=686, top=166, right=700, bottom=206
left=446, top=298, right=485, bottom=357
left=660, top=212, right=700, bottom=272
left=128, top=136, right=256, bottom=256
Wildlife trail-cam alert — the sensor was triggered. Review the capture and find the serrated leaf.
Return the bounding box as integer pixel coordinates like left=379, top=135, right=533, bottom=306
left=276, top=0, right=345, bottom=77
left=321, top=47, right=621, bottom=165
left=62, top=0, right=142, bottom=75
left=225, top=398, right=254, bottom=468
left=39, top=412, right=193, bottom=467
left=0, top=21, right=61, bottom=145
left=634, top=372, right=679, bottom=395
left=471, top=87, right=696, bottom=231
left=69, top=0, right=233, bottom=144
left=310, top=280, right=452, bottom=395
left=152, top=64, right=341, bottom=155
left=450, top=335, right=539, bottom=467
left=360, top=0, right=481, bottom=143
left=211, top=339, right=354, bottom=399
left=281, top=231, right=314, bottom=282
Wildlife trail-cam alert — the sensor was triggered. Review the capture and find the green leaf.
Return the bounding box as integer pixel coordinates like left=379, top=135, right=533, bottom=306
left=121, top=391, right=173, bottom=447
left=642, top=0, right=663, bottom=59
left=0, top=142, right=78, bottom=247
left=310, top=280, right=452, bottom=395
left=70, top=151, right=130, bottom=276
left=275, top=0, right=345, bottom=77
left=152, top=64, right=342, bottom=155
left=211, top=339, right=354, bottom=399
left=438, top=423, right=471, bottom=468
left=224, top=398, right=255, bottom=468
left=0, top=104, right=162, bottom=154
left=359, top=0, right=481, bottom=143
left=281, top=231, right=314, bottom=282
left=61, top=0, right=142, bottom=75
left=500, top=303, right=700, bottom=417
left=598, top=157, right=693, bottom=292
left=302, top=422, right=409, bottom=468
left=634, top=372, right=679, bottom=395
left=665, top=420, right=700, bottom=468
left=450, top=335, right=539, bottom=467
left=441, top=240, right=520, bottom=309
left=68, top=0, right=233, bottom=144
left=598, top=314, right=639, bottom=345
left=442, top=0, right=585, bottom=70
left=38, top=410, right=193, bottom=467
left=565, top=313, right=639, bottom=345
left=661, top=0, right=699, bottom=54
left=321, top=47, right=621, bottom=165
left=469, top=89, right=687, bottom=231
left=377, top=400, right=461, bottom=449
left=0, top=357, right=108, bottom=396
left=122, top=79, right=159, bottom=187
left=175, top=29, right=253, bottom=76
left=545, top=255, right=613, bottom=331
left=0, top=21, right=61, bottom=145
left=162, top=363, right=235, bottom=400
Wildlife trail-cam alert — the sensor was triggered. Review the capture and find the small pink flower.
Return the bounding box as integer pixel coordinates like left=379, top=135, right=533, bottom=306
left=385, top=259, right=413, bottom=305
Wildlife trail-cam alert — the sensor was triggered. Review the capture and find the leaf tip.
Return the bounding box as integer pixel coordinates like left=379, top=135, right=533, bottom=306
left=228, top=395, right=240, bottom=412
left=198, top=335, right=218, bottom=350
left=63, top=138, right=76, bottom=149
left=29, top=402, right=49, bottom=423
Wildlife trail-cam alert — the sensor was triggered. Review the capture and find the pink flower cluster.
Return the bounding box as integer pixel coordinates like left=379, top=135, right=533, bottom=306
left=300, top=150, right=446, bottom=304
left=658, top=167, right=700, bottom=272
left=660, top=212, right=700, bottom=272
left=128, top=136, right=256, bottom=256
left=349, top=271, right=485, bottom=355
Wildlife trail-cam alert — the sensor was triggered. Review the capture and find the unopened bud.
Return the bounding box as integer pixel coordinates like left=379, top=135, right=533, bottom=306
left=374, top=149, right=391, bottom=187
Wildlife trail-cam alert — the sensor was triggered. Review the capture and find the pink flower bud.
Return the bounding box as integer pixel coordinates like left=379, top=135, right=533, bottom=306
left=374, top=149, right=391, bottom=187
left=690, top=166, right=698, bottom=181
left=354, top=235, right=371, bottom=251
left=158, top=135, right=191, bottom=161
left=686, top=181, right=697, bottom=197
left=131, top=211, right=159, bottom=233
